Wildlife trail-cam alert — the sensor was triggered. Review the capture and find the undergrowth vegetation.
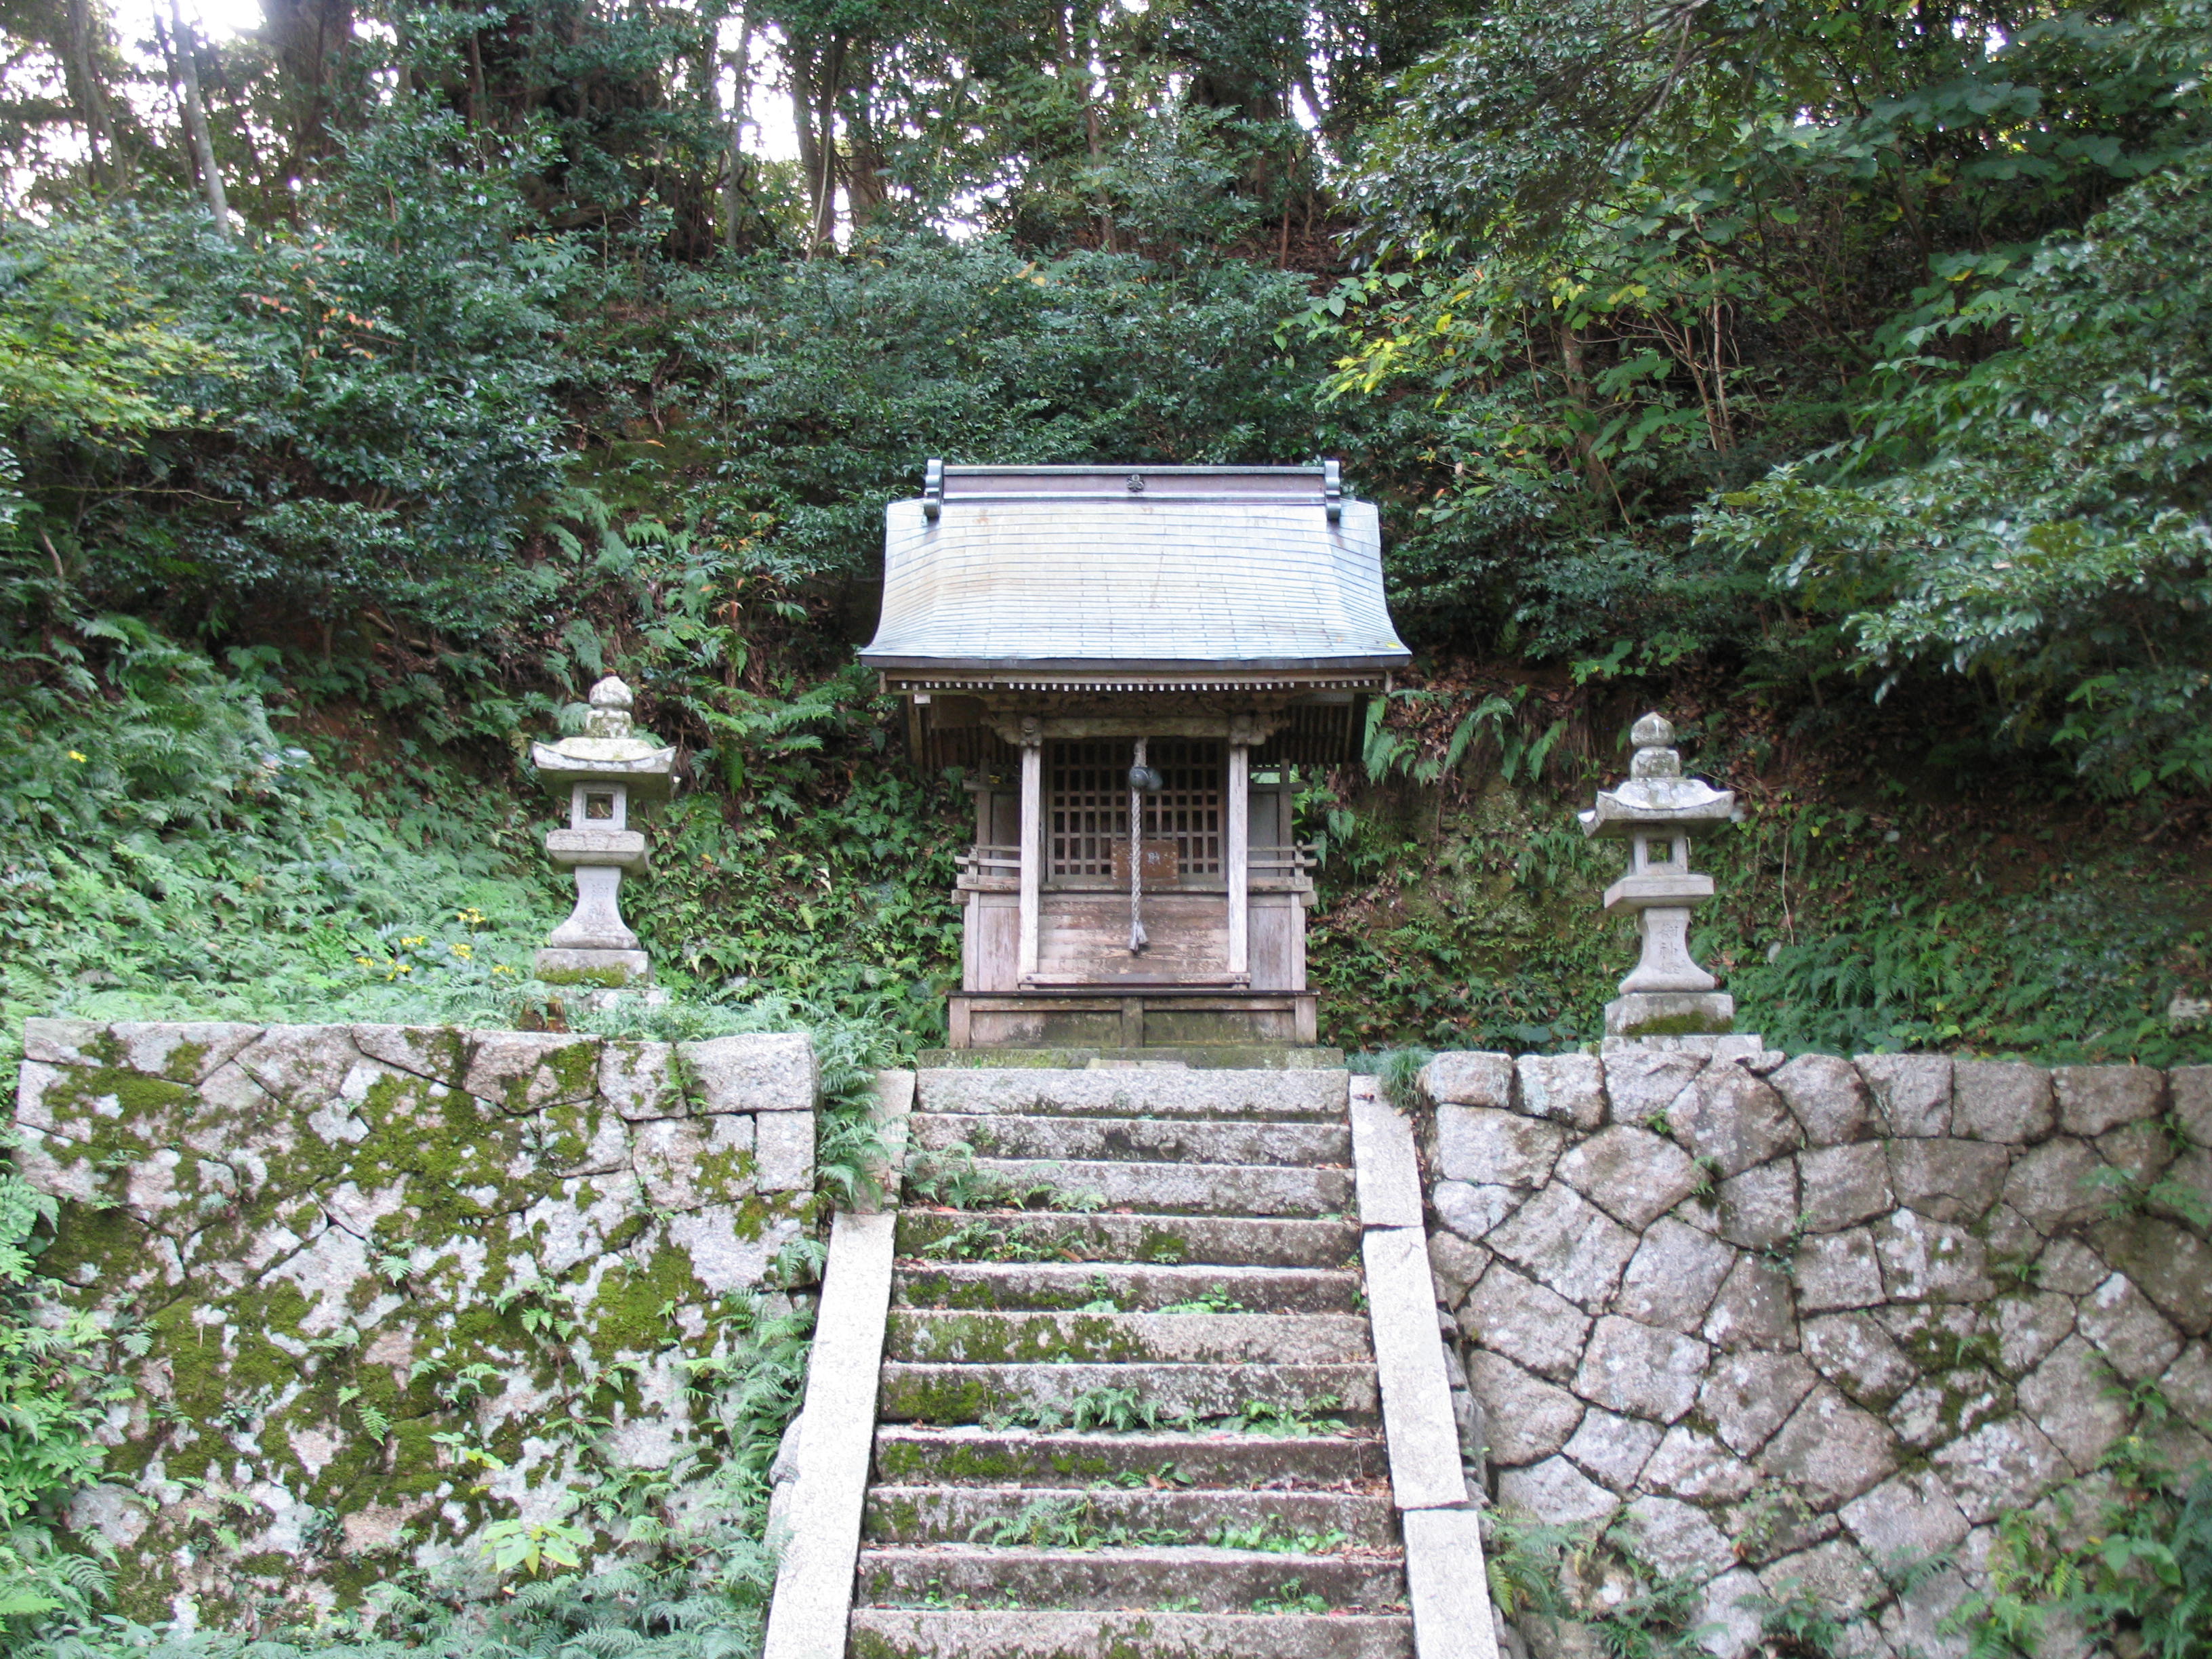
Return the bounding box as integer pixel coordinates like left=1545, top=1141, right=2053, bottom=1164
left=1314, top=687, right=2212, bottom=1064
left=1, top=0, right=2209, bottom=1642
left=1482, top=1448, right=2212, bottom=1659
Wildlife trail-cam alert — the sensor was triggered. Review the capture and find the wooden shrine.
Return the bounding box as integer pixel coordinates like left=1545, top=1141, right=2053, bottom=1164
left=861, top=462, right=1410, bottom=1048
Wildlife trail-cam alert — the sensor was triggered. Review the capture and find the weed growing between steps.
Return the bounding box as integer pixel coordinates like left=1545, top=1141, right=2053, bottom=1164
left=901, top=1143, right=1106, bottom=1214
left=966, top=1493, right=1189, bottom=1551
left=1251, top=1582, right=1334, bottom=1614
left=982, top=1387, right=1181, bottom=1435
left=1095, top=1465, right=1196, bottom=1491
left=1208, top=1520, right=1353, bottom=1555
left=1156, top=1291, right=1251, bottom=1315
left=917, top=1220, right=1070, bottom=1264
left=970, top=1386, right=1351, bottom=1440
left=958, top=1494, right=1364, bottom=1558
left=899, top=1216, right=1200, bottom=1266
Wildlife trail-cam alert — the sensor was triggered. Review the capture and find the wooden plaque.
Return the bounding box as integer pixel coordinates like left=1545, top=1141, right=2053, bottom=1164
left=1109, top=840, right=1181, bottom=884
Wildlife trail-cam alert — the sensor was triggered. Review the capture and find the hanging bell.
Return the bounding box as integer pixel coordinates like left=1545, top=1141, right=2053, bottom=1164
left=1128, top=765, right=1164, bottom=792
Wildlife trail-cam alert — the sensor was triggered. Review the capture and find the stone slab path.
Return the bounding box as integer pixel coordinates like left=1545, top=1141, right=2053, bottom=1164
left=848, top=1066, right=1415, bottom=1659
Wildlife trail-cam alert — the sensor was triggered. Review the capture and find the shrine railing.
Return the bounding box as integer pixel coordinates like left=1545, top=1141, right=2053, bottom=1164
left=958, top=842, right=1315, bottom=893
left=956, top=845, right=1023, bottom=890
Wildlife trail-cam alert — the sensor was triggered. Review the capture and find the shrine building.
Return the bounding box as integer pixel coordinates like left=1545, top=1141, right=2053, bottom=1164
left=860, top=462, right=1410, bottom=1049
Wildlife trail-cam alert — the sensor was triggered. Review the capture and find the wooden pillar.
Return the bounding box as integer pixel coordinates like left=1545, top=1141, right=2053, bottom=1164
left=1226, top=743, right=1250, bottom=979
left=1017, top=731, right=1042, bottom=982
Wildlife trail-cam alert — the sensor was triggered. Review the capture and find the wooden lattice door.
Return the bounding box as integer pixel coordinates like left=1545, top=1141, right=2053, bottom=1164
left=1047, top=739, right=1223, bottom=884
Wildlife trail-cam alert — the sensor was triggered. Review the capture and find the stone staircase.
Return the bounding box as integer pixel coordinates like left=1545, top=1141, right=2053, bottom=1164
left=846, top=1065, right=1416, bottom=1659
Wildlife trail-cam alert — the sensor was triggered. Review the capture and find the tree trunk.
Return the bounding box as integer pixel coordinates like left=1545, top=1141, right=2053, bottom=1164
left=1069, top=2, right=1112, bottom=251
left=165, top=0, right=231, bottom=235
left=265, top=0, right=353, bottom=171
left=1557, top=325, right=1620, bottom=508
left=63, top=0, right=118, bottom=188
left=722, top=4, right=753, bottom=251
left=808, top=38, right=844, bottom=251
left=789, top=37, right=842, bottom=253
left=843, top=45, right=888, bottom=228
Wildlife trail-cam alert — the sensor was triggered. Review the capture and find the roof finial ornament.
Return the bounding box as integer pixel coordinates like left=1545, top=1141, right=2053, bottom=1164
left=586, top=675, right=634, bottom=739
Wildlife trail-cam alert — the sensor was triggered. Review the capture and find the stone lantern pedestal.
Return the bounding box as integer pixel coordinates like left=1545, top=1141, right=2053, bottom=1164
left=1579, top=713, right=1738, bottom=1041
left=531, top=677, right=676, bottom=986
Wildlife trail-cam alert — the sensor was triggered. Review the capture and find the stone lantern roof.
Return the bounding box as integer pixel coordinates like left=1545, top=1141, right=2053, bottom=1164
left=530, top=677, right=677, bottom=802
left=1578, top=713, right=1733, bottom=838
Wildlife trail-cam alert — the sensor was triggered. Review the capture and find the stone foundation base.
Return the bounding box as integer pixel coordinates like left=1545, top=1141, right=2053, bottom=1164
left=1605, top=989, right=1733, bottom=1038
left=536, top=946, right=651, bottom=985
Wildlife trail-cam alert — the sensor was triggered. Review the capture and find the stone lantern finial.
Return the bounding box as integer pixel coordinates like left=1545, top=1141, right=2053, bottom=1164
left=529, top=677, right=676, bottom=987
left=585, top=676, right=635, bottom=737
left=1578, top=711, right=1739, bottom=1044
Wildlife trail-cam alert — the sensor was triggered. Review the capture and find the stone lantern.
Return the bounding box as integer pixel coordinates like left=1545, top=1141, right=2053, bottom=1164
left=531, top=676, right=676, bottom=985
left=1579, top=712, right=1736, bottom=1040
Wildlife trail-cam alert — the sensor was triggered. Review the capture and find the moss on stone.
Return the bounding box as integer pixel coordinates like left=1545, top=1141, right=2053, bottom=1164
left=1619, top=1010, right=1735, bottom=1037
left=162, top=1040, right=211, bottom=1084
left=583, top=1241, right=710, bottom=1353
left=42, top=1063, right=197, bottom=1131
left=539, top=964, right=638, bottom=988
left=33, top=1019, right=823, bottom=1618
left=882, top=1374, right=991, bottom=1422
left=1132, top=1226, right=1191, bottom=1265
left=39, top=1202, right=150, bottom=1289
left=895, top=1311, right=1141, bottom=1365
left=546, top=1040, right=600, bottom=1102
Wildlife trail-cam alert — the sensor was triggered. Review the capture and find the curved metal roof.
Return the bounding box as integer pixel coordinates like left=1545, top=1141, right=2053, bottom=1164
left=860, top=465, right=1410, bottom=672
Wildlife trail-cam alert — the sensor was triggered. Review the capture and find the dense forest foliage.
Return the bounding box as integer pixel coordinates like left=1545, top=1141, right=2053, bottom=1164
left=1, top=0, right=2211, bottom=1644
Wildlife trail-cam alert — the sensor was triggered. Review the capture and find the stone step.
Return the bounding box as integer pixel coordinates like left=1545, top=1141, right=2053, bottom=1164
left=910, top=1112, right=1351, bottom=1168
left=893, top=1261, right=1363, bottom=1314
left=872, top=1425, right=1389, bottom=1489
left=855, top=1542, right=1407, bottom=1612
left=896, top=1210, right=1359, bottom=1269
left=878, top=1361, right=1377, bottom=1425
left=848, top=1608, right=1414, bottom=1659
left=886, top=1310, right=1370, bottom=1367
left=916, top=1068, right=1350, bottom=1122
left=966, top=1158, right=1350, bottom=1218
left=862, top=1483, right=1398, bottom=1548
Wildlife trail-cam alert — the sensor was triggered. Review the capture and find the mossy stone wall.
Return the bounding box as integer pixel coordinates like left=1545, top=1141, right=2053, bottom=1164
left=12, top=1018, right=819, bottom=1625
left=1418, top=1046, right=2212, bottom=1659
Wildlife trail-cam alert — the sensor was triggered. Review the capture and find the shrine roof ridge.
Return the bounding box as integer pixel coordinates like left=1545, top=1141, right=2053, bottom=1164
left=861, top=459, right=1411, bottom=672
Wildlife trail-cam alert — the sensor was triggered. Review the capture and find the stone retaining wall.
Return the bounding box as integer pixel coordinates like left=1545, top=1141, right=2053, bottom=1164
left=11, top=1018, right=819, bottom=1625
left=1416, top=1046, right=2212, bottom=1659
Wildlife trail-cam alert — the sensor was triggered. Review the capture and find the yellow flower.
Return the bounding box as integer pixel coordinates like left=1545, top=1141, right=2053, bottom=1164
left=450, top=941, right=474, bottom=960
left=492, top=964, right=514, bottom=975
left=399, top=935, right=427, bottom=948
left=456, top=907, right=488, bottom=927
left=354, top=956, right=375, bottom=968
left=67, top=751, right=87, bottom=763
